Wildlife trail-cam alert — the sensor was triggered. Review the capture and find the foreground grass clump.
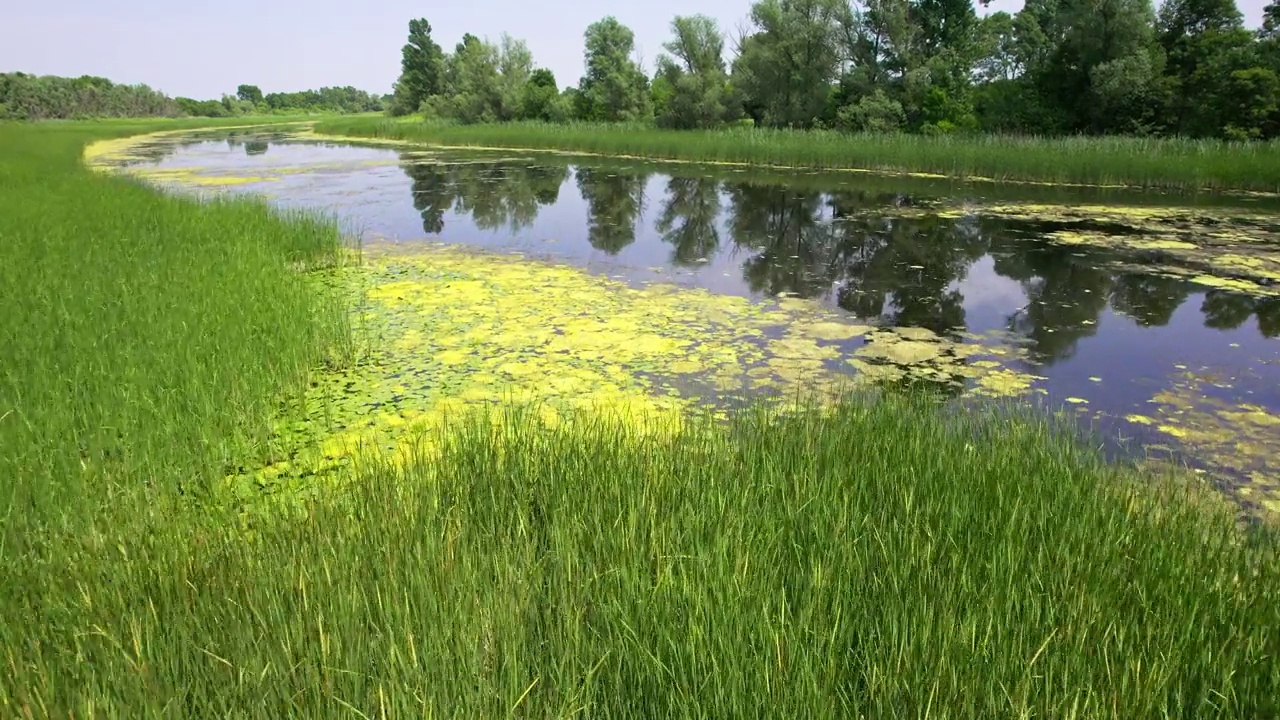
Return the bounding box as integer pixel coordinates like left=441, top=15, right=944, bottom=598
left=0, top=120, right=348, bottom=524
left=5, top=400, right=1277, bottom=718
left=314, top=117, right=1280, bottom=193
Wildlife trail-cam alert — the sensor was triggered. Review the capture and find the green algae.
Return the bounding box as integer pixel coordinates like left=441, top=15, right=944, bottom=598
left=973, top=203, right=1280, bottom=299
left=224, top=241, right=1038, bottom=501
left=129, top=167, right=282, bottom=187
left=1125, top=369, right=1280, bottom=515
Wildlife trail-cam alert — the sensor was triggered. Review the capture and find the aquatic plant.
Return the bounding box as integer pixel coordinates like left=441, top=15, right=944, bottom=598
left=214, top=240, right=1045, bottom=501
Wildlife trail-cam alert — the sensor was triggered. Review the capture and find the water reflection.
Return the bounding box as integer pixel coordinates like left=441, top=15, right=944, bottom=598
left=575, top=167, right=647, bottom=254
left=402, top=160, right=570, bottom=234
left=396, top=156, right=1279, bottom=364
left=828, top=194, right=987, bottom=339
left=655, top=176, right=722, bottom=266
left=226, top=135, right=270, bottom=156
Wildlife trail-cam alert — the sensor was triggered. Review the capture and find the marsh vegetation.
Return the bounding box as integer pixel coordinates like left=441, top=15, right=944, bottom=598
left=2, top=121, right=1278, bottom=716
left=317, top=117, right=1280, bottom=191
left=6, top=0, right=1280, bottom=711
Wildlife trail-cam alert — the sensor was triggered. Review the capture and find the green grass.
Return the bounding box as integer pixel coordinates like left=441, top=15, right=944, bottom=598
left=314, top=117, right=1280, bottom=193
left=2, top=118, right=1278, bottom=718
left=4, top=401, right=1279, bottom=717
left=0, top=118, right=349, bottom=526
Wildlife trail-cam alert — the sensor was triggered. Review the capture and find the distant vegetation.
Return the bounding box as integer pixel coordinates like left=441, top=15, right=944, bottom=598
left=0, top=72, right=181, bottom=120
left=176, top=83, right=390, bottom=118
left=0, top=72, right=388, bottom=120
left=389, top=0, right=1280, bottom=141
left=316, top=117, right=1280, bottom=192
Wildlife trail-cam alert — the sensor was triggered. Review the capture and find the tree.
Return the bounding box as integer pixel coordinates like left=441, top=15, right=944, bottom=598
left=392, top=18, right=445, bottom=115
left=521, top=69, right=565, bottom=121
left=578, top=17, right=650, bottom=121
left=1158, top=0, right=1248, bottom=135
left=1261, top=0, right=1279, bottom=40
left=654, top=15, right=740, bottom=128
left=236, top=84, right=263, bottom=104
left=732, top=0, right=846, bottom=129
left=1019, top=0, right=1163, bottom=133
left=431, top=34, right=502, bottom=123
left=974, top=12, right=1019, bottom=83
left=496, top=34, right=535, bottom=120
left=665, top=14, right=726, bottom=75
left=1217, top=66, right=1280, bottom=138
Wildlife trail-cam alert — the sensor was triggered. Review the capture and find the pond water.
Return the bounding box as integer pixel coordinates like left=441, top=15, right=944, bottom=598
left=93, top=127, right=1280, bottom=515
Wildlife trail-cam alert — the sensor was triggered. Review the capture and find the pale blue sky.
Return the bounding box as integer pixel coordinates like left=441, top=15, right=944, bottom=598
left=2, top=0, right=1269, bottom=99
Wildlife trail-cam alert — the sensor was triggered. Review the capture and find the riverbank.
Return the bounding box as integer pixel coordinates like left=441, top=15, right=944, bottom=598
left=2, top=120, right=1278, bottom=717
left=313, top=117, right=1280, bottom=194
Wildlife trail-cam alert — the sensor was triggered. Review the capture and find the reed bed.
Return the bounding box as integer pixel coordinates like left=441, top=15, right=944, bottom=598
left=315, top=117, right=1280, bottom=193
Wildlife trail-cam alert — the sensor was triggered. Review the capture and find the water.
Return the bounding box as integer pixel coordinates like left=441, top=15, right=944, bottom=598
left=109, top=128, right=1280, bottom=512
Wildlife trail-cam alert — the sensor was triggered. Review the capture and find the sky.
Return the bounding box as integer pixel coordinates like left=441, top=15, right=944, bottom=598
left=1, top=0, right=1270, bottom=100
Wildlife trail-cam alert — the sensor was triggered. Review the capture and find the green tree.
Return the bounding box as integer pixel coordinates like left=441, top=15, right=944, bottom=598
left=733, top=0, right=847, bottom=128
left=1158, top=0, right=1251, bottom=135
left=655, top=15, right=739, bottom=128
left=1218, top=66, right=1280, bottom=139
left=496, top=34, right=534, bottom=120
left=578, top=17, right=650, bottom=121
left=1020, top=0, right=1163, bottom=133
left=974, top=11, right=1019, bottom=83
left=431, top=34, right=502, bottom=123
left=236, top=84, right=263, bottom=104
left=392, top=18, right=445, bottom=116
left=521, top=69, right=565, bottom=121
left=1262, top=0, right=1280, bottom=39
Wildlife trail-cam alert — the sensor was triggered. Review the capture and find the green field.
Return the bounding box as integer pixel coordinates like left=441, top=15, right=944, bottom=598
left=313, top=117, right=1280, bottom=193
left=2, top=119, right=1279, bottom=717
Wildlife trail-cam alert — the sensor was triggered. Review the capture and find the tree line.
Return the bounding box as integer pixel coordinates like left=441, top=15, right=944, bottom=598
left=0, top=72, right=388, bottom=120
left=391, top=0, right=1280, bottom=139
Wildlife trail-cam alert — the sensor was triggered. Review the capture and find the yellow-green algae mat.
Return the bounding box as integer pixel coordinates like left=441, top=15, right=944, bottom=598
left=951, top=202, right=1280, bottom=298
left=229, top=240, right=1042, bottom=503
left=1126, top=370, right=1280, bottom=515
left=84, top=125, right=398, bottom=189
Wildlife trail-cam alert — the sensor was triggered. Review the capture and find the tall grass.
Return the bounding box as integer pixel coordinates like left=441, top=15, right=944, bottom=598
left=0, top=119, right=348, bottom=527
left=3, top=401, right=1278, bottom=717
left=314, top=117, right=1280, bottom=193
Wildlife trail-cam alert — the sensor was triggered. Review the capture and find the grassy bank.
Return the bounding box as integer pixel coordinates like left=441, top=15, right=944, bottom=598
left=0, top=118, right=348, bottom=525
left=4, top=401, right=1279, bottom=717
left=2, top=119, right=1278, bottom=717
left=314, top=117, right=1280, bottom=193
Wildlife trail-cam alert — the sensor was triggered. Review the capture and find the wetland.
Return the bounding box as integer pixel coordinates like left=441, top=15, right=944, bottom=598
left=5, top=118, right=1279, bottom=719
left=95, top=127, right=1280, bottom=515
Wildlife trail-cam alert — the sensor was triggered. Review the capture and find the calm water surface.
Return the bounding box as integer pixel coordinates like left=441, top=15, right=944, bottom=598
left=117, top=129, right=1280, bottom=511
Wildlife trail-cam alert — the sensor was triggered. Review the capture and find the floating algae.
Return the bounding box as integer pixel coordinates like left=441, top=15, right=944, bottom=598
left=977, top=203, right=1280, bottom=299
left=1124, top=368, right=1280, bottom=515
left=224, top=241, right=1039, bottom=500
